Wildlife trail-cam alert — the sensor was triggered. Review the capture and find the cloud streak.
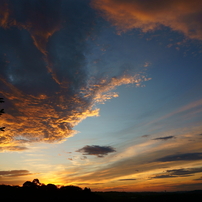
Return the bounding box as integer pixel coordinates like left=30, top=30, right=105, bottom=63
left=118, top=179, right=136, bottom=181
left=152, top=167, right=202, bottom=179
left=194, top=177, right=202, bottom=181
left=63, top=131, right=202, bottom=183
left=0, top=170, right=32, bottom=177
left=156, top=153, right=202, bottom=162
left=153, top=136, right=175, bottom=141
left=91, top=0, right=202, bottom=40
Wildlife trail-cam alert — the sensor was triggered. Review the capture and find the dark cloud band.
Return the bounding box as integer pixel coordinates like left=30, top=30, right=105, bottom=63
left=118, top=179, right=136, bottom=181
left=152, top=136, right=175, bottom=141
left=151, top=167, right=202, bottom=179
left=0, top=170, right=32, bottom=177
left=156, top=153, right=202, bottom=162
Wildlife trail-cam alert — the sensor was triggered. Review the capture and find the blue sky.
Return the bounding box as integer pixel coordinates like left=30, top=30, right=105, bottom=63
left=0, top=0, right=202, bottom=191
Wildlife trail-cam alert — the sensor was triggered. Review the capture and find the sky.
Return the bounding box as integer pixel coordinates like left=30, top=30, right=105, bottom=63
left=0, top=0, right=202, bottom=192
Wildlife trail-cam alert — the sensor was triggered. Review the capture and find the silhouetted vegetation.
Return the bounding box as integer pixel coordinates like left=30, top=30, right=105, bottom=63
left=0, top=98, right=5, bottom=131
left=0, top=179, right=202, bottom=202
left=0, top=179, right=103, bottom=202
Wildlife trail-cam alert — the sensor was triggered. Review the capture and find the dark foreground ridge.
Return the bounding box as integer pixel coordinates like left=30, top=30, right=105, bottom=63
left=0, top=179, right=103, bottom=202
left=0, top=179, right=202, bottom=202
left=96, top=190, right=202, bottom=202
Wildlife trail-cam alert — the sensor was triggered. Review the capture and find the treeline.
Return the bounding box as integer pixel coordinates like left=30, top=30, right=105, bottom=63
left=1, top=180, right=202, bottom=202
left=0, top=179, right=103, bottom=202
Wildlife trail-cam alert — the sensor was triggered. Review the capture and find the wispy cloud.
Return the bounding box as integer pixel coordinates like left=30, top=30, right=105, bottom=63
left=151, top=167, right=202, bottom=179
left=61, top=130, right=202, bottom=183
left=193, top=177, right=202, bottom=181
left=91, top=0, right=202, bottom=40
left=151, top=175, right=177, bottom=179
left=0, top=170, right=32, bottom=177
left=166, top=167, right=202, bottom=176
left=118, top=178, right=136, bottom=181
left=0, top=146, right=28, bottom=152
left=156, top=153, right=202, bottom=162
left=152, top=136, right=175, bottom=141
left=142, top=135, right=150, bottom=138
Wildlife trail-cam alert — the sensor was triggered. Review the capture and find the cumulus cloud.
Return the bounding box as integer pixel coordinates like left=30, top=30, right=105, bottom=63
left=152, top=136, right=175, bottom=141
left=91, top=0, right=202, bottom=40
left=156, top=152, right=202, bottom=162
left=76, top=145, right=116, bottom=157
left=0, top=0, right=148, bottom=151
left=0, top=170, right=32, bottom=177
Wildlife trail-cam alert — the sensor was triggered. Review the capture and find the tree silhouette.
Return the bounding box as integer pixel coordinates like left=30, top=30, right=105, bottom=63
left=23, top=181, right=36, bottom=188
left=32, top=179, right=41, bottom=186
left=0, top=98, right=5, bottom=131
left=0, top=179, right=104, bottom=202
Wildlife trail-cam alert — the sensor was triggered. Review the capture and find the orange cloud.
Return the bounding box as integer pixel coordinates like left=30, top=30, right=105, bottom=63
left=0, top=1, right=150, bottom=151
left=91, top=0, right=202, bottom=40
left=0, top=1, right=9, bottom=28
left=85, top=74, right=151, bottom=103
left=0, top=72, right=147, bottom=151
left=59, top=127, right=202, bottom=186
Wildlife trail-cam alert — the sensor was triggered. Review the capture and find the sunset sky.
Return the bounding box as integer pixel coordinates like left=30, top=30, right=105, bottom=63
left=0, top=0, right=202, bottom=192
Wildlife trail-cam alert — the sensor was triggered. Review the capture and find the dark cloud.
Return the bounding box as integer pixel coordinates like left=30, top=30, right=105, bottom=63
left=151, top=167, right=202, bottom=179
left=0, top=146, right=28, bottom=152
left=156, top=153, right=202, bottom=162
left=91, top=0, right=202, bottom=40
left=166, top=168, right=202, bottom=176
left=76, top=145, right=116, bottom=157
left=0, top=0, right=147, bottom=151
left=142, top=135, right=150, bottom=138
left=118, top=179, right=136, bottom=181
left=152, top=136, right=175, bottom=141
left=193, top=177, right=202, bottom=181
left=0, top=170, right=32, bottom=177
left=151, top=175, right=177, bottom=179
